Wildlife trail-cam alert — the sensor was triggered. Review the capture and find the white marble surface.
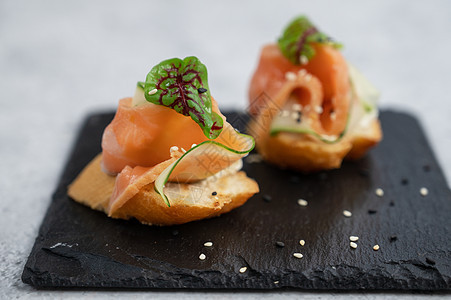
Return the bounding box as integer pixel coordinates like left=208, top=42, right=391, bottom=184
left=1, top=0, right=450, bottom=299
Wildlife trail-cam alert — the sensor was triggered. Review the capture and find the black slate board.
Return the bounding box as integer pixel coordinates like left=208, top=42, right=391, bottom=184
left=22, top=110, right=451, bottom=290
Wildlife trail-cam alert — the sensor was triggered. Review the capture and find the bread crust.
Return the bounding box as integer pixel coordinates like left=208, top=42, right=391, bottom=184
left=68, top=155, right=259, bottom=226
left=249, top=117, right=382, bottom=172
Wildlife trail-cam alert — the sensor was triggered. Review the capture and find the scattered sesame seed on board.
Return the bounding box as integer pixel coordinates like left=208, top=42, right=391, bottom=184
left=239, top=267, right=247, bottom=273
left=199, top=253, right=206, bottom=260
left=420, top=187, right=429, bottom=196
left=262, top=194, right=272, bottom=202
left=375, top=188, right=384, bottom=197
left=350, top=242, right=358, bottom=249
left=349, top=236, right=359, bottom=242
left=373, top=245, right=380, bottom=251
left=297, top=199, right=308, bottom=206
left=293, top=253, right=303, bottom=259
left=275, top=241, right=285, bottom=248
left=299, top=240, right=305, bottom=246
left=274, top=281, right=280, bottom=284
left=204, top=242, right=213, bottom=247
left=343, top=210, right=352, bottom=217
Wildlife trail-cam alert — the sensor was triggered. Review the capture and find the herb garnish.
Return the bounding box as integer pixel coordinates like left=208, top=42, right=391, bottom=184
left=141, top=56, right=223, bottom=139
left=278, top=16, right=342, bottom=65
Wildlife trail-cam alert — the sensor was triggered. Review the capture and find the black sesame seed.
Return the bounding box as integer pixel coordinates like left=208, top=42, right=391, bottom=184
left=212, top=191, right=217, bottom=196
left=296, top=117, right=301, bottom=123
left=389, top=235, right=397, bottom=242
left=389, top=201, right=395, bottom=207
left=425, top=257, right=436, bottom=265
left=172, top=230, right=179, bottom=236
left=423, top=165, right=431, bottom=172
left=263, top=194, right=272, bottom=202
left=401, top=178, right=409, bottom=185
left=358, top=169, right=370, bottom=178
left=275, top=241, right=285, bottom=248
left=368, top=209, right=377, bottom=215
left=197, top=87, right=208, bottom=94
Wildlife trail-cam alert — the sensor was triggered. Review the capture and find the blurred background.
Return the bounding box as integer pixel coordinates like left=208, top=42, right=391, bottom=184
left=1, top=0, right=450, bottom=298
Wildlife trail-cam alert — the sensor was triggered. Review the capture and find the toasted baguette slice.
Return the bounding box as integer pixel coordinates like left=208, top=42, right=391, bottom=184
left=68, top=155, right=259, bottom=226
left=252, top=118, right=382, bottom=172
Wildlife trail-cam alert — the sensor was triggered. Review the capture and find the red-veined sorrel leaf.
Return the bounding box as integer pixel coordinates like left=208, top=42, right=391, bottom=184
left=142, top=56, right=223, bottom=139
left=278, top=16, right=342, bottom=65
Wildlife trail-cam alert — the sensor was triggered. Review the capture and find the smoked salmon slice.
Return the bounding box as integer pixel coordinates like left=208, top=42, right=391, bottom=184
left=103, top=91, right=254, bottom=209
left=249, top=43, right=350, bottom=137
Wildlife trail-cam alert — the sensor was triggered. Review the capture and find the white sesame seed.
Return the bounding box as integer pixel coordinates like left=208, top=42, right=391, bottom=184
left=291, top=112, right=301, bottom=120
left=420, top=187, right=429, bottom=196
left=330, top=112, right=336, bottom=120
left=375, top=188, right=384, bottom=197
left=293, top=253, right=303, bottom=259
left=292, top=103, right=302, bottom=111
left=305, top=74, right=312, bottom=82
left=274, top=281, right=279, bottom=284
left=148, top=88, right=158, bottom=95
left=350, top=242, right=358, bottom=249
left=181, top=147, right=186, bottom=153
left=191, top=143, right=197, bottom=148
left=239, top=267, right=247, bottom=273
left=373, top=244, right=380, bottom=251
left=285, top=72, right=297, bottom=81
left=281, top=110, right=290, bottom=117
left=349, top=236, right=359, bottom=242
left=314, top=106, right=323, bottom=114
left=298, top=69, right=307, bottom=76
left=300, top=55, right=309, bottom=65
left=204, top=242, right=213, bottom=247
left=199, top=253, right=206, bottom=260
left=297, top=199, right=308, bottom=206
left=343, top=210, right=352, bottom=217
left=299, top=240, right=305, bottom=246
left=169, top=146, right=179, bottom=153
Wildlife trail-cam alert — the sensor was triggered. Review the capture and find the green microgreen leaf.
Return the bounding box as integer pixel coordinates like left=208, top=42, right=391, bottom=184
left=142, top=56, right=223, bottom=139
left=278, top=16, right=342, bottom=65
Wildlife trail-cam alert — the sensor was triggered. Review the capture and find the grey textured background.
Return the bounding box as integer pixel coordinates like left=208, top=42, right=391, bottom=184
left=1, top=0, right=450, bottom=299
